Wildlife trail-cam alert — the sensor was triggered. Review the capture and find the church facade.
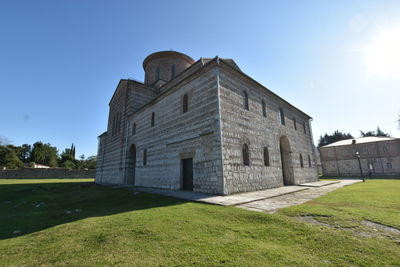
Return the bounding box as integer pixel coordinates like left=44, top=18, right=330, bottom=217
left=96, top=51, right=318, bottom=195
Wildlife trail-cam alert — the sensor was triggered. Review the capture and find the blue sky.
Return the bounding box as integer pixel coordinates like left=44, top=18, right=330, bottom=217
left=1, top=0, right=399, bottom=157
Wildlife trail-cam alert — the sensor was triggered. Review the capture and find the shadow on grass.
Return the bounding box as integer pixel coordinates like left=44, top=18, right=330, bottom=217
left=0, top=181, right=186, bottom=240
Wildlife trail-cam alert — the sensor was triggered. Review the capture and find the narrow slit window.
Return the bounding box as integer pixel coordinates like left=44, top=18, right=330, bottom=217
left=293, top=118, right=297, bottom=130
left=263, top=147, right=270, bottom=166
left=262, top=100, right=266, bottom=117
left=300, top=153, right=304, bottom=168
left=156, top=66, right=160, bottom=80
left=171, top=64, right=176, bottom=79
left=132, top=123, right=136, bottom=135
left=151, top=112, right=155, bottom=127
left=243, top=91, right=249, bottom=110
left=143, top=149, right=147, bottom=166
left=183, top=94, right=188, bottom=113
left=303, top=122, right=307, bottom=134
left=112, top=115, right=116, bottom=136
left=242, top=143, right=250, bottom=166
left=308, top=155, right=311, bottom=167
left=279, top=108, right=285, bottom=125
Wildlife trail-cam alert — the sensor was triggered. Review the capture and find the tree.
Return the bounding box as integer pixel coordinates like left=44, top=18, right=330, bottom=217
left=19, top=144, right=31, bottom=163
left=318, top=130, right=354, bottom=147
left=83, top=155, right=96, bottom=169
left=360, top=126, right=390, bottom=137
left=30, top=142, right=58, bottom=167
left=0, top=146, right=23, bottom=169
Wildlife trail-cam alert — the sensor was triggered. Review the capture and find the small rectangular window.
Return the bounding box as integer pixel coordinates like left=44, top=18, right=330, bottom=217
left=151, top=112, right=155, bottom=127
left=386, top=162, right=392, bottom=169
left=132, top=123, right=136, bottom=135
left=308, top=155, right=311, bottom=167
left=143, top=149, right=147, bottom=166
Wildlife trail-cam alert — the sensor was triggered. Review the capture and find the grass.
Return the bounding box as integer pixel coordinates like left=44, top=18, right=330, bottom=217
left=280, top=179, right=400, bottom=232
left=0, top=179, right=399, bottom=266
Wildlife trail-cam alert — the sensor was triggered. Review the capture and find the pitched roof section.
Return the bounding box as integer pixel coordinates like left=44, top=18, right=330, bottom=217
left=322, top=136, right=398, bottom=147
left=108, top=53, right=312, bottom=120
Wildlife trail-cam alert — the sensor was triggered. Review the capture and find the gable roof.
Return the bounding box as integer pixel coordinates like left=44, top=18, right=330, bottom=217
left=108, top=54, right=313, bottom=120
left=321, top=136, right=398, bottom=148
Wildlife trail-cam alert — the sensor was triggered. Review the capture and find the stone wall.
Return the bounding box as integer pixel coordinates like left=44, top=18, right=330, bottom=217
left=0, top=168, right=95, bottom=179
left=124, top=64, right=223, bottom=194
left=96, top=79, right=157, bottom=184
left=218, top=61, right=318, bottom=194
left=97, top=61, right=225, bottom=195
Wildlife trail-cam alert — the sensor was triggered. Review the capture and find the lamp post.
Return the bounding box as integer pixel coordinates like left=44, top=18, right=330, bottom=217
left=355, top=152, right=365, bottom=182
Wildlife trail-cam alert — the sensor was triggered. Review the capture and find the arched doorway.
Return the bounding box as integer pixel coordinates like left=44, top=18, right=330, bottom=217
left=279, top=136, right=294, bottom=185
left=126, top=144, right=136, bottom=185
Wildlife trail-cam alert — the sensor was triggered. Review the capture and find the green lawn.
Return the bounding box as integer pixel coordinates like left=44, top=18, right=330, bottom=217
left=0, top=179, right=399, bottom=266
left=280, top=179, right=400, bottom=230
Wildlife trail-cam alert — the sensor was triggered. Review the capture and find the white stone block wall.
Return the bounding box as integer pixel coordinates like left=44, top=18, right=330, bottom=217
left=218, top=63, right=318, bottom=194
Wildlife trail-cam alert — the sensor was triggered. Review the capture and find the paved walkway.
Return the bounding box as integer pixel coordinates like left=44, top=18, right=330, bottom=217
left=237, top=180, right=361, bottom=213
left=134, top=180, right=361, bottom=210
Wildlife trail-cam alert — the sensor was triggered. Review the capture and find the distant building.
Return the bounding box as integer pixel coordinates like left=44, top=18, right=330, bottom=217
left=319, top=137, right=400, bottom=176
left=96, top=51, right=318, bottom=195
left=24, top=163, right=51, bottom=169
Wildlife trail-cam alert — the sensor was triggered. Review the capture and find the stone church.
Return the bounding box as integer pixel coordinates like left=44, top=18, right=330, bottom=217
left=96, top=51, right=318, bottom=195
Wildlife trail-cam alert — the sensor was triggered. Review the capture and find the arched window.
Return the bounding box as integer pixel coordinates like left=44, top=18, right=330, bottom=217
left=293, top=118, right=297, bottom=130
left=242, top=143, right=250, bottom=166
left=308, top=155, right=311, bottom=167
left=132, top=123, right=136, bottom=135
left=151, top=112, right=155, bottom=127
left=262, top=100, right=266, bottom=117
left=156, top=65, right=160, bottom=80
left=143, top=149, right=147, bottom=166
left=300, top=153, right=304, bottom=168
left=279, top=108, right=285, bottom=125
left=171, top=64, right=176, bottom=79
left=263, top=147, right=270, bottom=166
left=243, top=91, right=249, bottom=110
left=182, top=94, right=188, bottom=113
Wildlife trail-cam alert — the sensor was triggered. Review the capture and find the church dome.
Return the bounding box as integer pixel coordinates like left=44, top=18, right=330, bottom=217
left=143, top=51, right=194, bottom=87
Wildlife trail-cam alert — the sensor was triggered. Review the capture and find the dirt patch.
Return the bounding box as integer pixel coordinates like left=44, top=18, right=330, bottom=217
left=362, top=220, right=400, bottom=235
left=294, top=216, right=400, bottom=242
left=294, top=216, right=333, bottom=228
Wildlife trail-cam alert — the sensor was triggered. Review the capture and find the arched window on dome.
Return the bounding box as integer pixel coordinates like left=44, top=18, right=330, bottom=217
left=171, top=64, right=176, bottom=79
left=156, top=65, right=160, bottom=80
